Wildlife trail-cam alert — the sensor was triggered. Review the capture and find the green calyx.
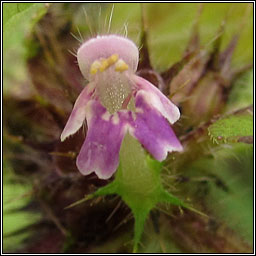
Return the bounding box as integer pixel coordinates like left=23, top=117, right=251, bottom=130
left=69, top=134, right=205, bottom=252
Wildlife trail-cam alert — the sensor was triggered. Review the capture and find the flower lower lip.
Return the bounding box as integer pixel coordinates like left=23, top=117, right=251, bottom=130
left=61, top=73, right=182, bottom=179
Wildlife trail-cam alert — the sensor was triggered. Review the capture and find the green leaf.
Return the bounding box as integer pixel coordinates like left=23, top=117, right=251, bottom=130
left=3, top=3, right=48, bottom=92
left=180, top=143, right=253, bottom=246
left=226, top=69, right=253, bottom=112
left=142, top=3, right=252, bottom=71
left=208, top=144, right=253, bottom=244
left=3, top=3, right=34, bottom=26
left=208, top=114, right=253, bottom=143
left=3, top=3, right=47, bottom=52
left=3, top=161, right=41, bottom=252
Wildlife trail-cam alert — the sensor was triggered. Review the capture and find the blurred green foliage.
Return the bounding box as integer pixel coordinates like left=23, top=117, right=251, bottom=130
left=3, top=3, right=48, bottom=250
left=142, top=3, right=253, bottom=70
left=3, top=3, right=48, bottom=93
left=208, top=115, right=253, bottom=142
left=3, top=161, right=40, bottom=251
left=3, top=3, right=34, bottom=25
left=3, top=3, right=47, bottom=54
left=182, top=142, right=253, bottom=245
left=227, top=69, right=253, bottom=111
left=208, top=143, right=253, bottom=244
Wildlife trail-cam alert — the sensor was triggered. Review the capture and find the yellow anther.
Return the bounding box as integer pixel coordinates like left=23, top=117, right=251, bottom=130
left=108, top=54, right=119, bottom=65
left=115, top=59, right=129, bottom=72
left=90, top=60, right=101, bottom=75
left=99, top=59, right=109, bottom=72
left=90, top=54, right=122, bottom=74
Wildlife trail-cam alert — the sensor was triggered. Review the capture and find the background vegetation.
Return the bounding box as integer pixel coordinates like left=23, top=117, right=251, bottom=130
left=3, top=3, right=253, bottom=253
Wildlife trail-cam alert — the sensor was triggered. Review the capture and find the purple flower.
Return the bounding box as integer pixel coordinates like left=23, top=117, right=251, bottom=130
left=61, top=35, right=183, bottom=179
